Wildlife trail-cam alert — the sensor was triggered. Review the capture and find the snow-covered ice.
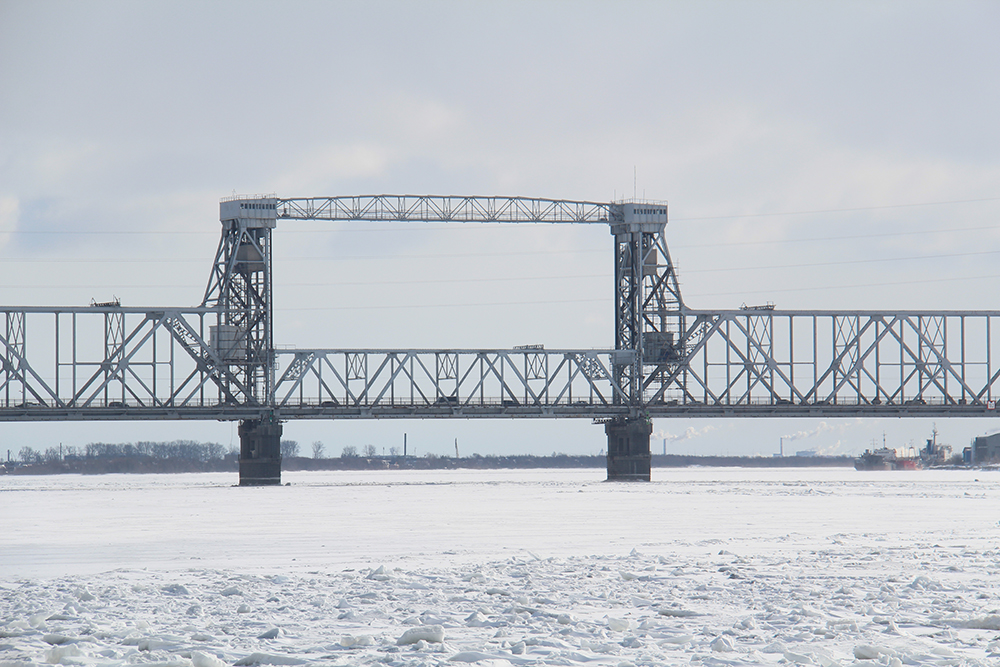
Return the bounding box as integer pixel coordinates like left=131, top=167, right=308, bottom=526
left=2, top=467, right=999, bottom=666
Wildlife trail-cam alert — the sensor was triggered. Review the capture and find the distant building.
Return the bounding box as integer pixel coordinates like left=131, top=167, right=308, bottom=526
left=972, top=433, right=1000, bottom=464
left=795, top=450, right=817, bottom=457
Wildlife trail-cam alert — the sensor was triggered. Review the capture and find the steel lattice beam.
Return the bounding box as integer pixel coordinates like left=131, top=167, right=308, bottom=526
left=277, top=195, right=615, bottom=224
left=5, top=195, right=1000, bottom=425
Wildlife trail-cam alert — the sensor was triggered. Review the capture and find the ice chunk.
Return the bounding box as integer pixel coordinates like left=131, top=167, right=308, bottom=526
left=581, top=641, right=619, bottom=654
left=397, top=625, right=445, bottom=645
left=854, top=645, right=894, bottom=660
left=607, top=618, right=630, bottom=632
left=339, top=634, right=372, bottom=648
left=448, top=651, right=502, bottom=662
left=237, top=604, right=250, bottom=614
left=192, top=651, right=227, bottom=667
left=257, top=628, right=280, bottom=640
left=45, top=644, right=83, bottom=664
left=73, top=589, right=95, bottom=602
left=658, top=608, right=698, bottom=617
left=367, top=566, right=390, bottom=581
left=957, top=615, right=1000, bottom=630
left=221, top=586, right=242, bottom=597
left=710, top=636, right=734, bottom=652
left=658, top=635, right=693, bottom=645
left=161, top=584, right=190, bottom=596
left=42, top=634, right=73, bottom=645
left=233, top=653, right=306, bottom=665
left=783, top=650, right=813, bottom=664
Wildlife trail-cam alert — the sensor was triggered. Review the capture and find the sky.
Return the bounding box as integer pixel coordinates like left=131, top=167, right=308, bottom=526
left=1, top=0, right=999, bottom=459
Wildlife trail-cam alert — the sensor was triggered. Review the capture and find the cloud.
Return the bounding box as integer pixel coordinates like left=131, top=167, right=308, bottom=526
left=273, top=143, right=394, bottom=195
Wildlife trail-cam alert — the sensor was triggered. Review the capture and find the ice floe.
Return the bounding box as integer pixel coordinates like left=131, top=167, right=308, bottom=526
left=3, top=468, right=1000, bottom=666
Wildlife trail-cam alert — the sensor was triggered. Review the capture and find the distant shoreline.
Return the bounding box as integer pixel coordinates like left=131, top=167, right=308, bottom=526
left=2, top=453, right=854, bottom=475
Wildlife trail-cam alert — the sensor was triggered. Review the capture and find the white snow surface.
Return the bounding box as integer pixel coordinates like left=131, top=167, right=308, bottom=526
left=2, top=467, right=1000, bottom=666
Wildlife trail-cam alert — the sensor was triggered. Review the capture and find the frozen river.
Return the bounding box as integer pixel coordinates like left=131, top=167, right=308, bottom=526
left=2, top=467, right=999, bottom=666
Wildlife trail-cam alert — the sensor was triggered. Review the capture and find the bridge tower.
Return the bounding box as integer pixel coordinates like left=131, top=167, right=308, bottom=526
left=204, top=196, right=281, bottom=485
left=607, top=202, right=683, bottom=480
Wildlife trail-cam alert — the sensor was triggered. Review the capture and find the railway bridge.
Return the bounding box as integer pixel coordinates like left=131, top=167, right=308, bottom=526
left=3, top=195, right=999, bottom=483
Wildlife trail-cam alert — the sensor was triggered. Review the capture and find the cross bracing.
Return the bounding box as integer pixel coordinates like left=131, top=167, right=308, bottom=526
left=4, top=194, right=1000, bottom=426
left=277, top=195, right=614, bottom=224
left=643, top=309, right=1000, bottom=417
left=0, top=305, right=631, bottom=421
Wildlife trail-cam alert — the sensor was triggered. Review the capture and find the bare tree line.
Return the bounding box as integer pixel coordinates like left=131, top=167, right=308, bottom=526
left=14, top=440, right=232, bottom=464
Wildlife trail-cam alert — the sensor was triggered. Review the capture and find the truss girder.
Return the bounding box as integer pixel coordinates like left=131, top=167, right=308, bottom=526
left=201, top=221, right=273, bottom=404
left=5, top=306, right=1000, bottom=419
left=277, top=196, right=615, bottom=224
left=646, top=309, right=1000, bottom=412
left=269, top=349, right=630, bottom=412
left=0, top=307, right=248, bottom=416
left=614, top=224, right=685, bottom=407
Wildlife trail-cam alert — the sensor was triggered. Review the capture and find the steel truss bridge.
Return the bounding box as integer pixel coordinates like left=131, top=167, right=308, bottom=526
left=3, top=194, right=999, bottom=482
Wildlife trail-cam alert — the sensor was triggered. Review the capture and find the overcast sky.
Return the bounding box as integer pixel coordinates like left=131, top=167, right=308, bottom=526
left=2, top=1, right=999, bottom=459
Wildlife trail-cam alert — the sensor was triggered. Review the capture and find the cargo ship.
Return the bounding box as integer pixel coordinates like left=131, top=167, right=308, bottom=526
left=855, top=433, right=921, bottom=470
left=854, top=447, right=920, bottom=470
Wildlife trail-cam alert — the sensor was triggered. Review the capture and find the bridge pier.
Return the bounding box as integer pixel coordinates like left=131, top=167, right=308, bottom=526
left=604, top=416, right=652, bottom=481
left=238, top=417, right=282, bottom=486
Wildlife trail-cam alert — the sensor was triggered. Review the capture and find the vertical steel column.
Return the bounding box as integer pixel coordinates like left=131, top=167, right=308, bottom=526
left=204, top=197, right=279, bottom=485
left=607, top=203, right=681, bottom=480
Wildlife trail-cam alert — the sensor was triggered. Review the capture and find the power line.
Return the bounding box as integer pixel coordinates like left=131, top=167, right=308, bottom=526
left=0, top=273, right=611, bottom=290
left=687, top=271, right=1000, bottom=299
left=6, top=194, right=998, bottom=235
left=276, top=297, right=608, bottom=312
left=671, top=195, right=1000, bottom=222
left=683, top=249, right=1000, bottom=274
left=0, top=248, right=608, bottom=264
left=675, top=223, right=1000, bottom=249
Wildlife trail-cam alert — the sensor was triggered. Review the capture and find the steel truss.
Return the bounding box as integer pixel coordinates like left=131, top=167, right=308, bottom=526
left=0, top=306, right=630, bottom=420
left=0, top=306, right=258, bottom=421
left=270, top=348, right=630, bottom=418
left=4, top=194, right=1000, bottom=424
left=647, top=309, right=1000, bottom=416
left=278, top=195, right=612, bottom=223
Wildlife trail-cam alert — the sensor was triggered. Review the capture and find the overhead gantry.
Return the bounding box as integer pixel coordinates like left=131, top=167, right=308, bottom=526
left=204, top=195, right=679, bottom=482
left=3, top=194, right=1000, bottom=484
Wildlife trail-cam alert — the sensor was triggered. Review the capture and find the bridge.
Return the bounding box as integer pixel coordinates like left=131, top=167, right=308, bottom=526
left=3, top=194, right=1000, bottom=483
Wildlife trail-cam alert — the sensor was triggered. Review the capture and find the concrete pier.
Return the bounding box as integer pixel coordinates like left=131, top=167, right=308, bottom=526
left=238, top=417, right=282, bottom=486
left=605, top=416, right=652, bottom=481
